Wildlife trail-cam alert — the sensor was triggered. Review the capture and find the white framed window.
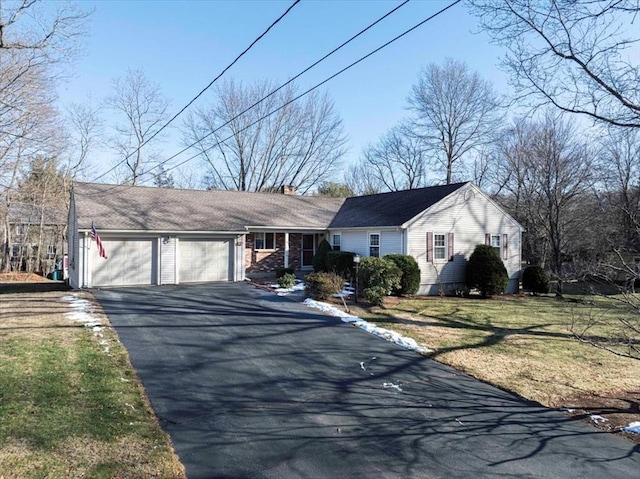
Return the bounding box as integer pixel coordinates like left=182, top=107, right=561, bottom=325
left=491, top=234, right=501, bottom=257
left=11, top=244, right=22, bottom=258
left=47, top=244, right=57, bottom=257
left=332, top=233, right=341, bottom=251
left=255, top=232, right=275, bottom=250
left=369, top=233, right=380, bottom=258
left=434, top=234, right=446, bottom=260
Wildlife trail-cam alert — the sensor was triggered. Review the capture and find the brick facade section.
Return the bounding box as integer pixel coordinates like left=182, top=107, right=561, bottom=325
left=245, top=233, right=303, bottom=273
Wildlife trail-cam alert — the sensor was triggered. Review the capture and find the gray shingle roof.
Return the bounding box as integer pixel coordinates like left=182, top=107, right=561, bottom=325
left=72, top=181, right=469, bottom=232
left=329, top=182, right=468, bottom=228
left=73, top=182, right=345, bottom=232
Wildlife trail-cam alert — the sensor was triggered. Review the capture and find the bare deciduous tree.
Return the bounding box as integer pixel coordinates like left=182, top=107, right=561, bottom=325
left=106, top=69, right=169, bottom=185
left=182, top=80, right=347, bottom=194
left=357, top=124, right=428, bottom=192
left=344, top=162, right=383, bottom=196
left=64, top=98, right=103, bottom=180
left=469, top=0, right=640, bottom=128
left=491, top=113, right=597, bottom=292
left=0, top=0, right=86, bottom=271
left=407, top=58, right=503, bottom=184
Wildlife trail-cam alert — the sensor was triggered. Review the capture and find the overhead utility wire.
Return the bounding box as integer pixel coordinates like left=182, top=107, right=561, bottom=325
left=137, top=0, right=411, bottom=178
left=90, top=0, right=301, bottom=183
left=143, top=0, right=462, bottom=183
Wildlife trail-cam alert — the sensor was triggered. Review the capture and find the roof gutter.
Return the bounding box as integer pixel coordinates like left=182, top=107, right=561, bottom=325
left=78, top=228, right=247, bottom=235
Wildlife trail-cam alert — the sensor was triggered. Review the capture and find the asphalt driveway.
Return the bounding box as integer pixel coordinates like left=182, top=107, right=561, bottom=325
left=94, top=283, right=639, bottom=479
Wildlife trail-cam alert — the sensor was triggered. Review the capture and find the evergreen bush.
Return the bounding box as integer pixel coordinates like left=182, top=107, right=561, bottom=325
left=312, top=239, right=333, bottom=272
left=275, top=267, right=295, bottom=279
left=384, top=254, right=421, bottom=296
left=465, top=244, right=508, bottom=298
left=358, top=257, right=402, bottom=306
left=326, top=251, right=356, bottom=278
left=304, top=272, right=344, bottom=300
left=277, top=273, right=296, bottom=289
left=522, top=265, right=550, bottom=294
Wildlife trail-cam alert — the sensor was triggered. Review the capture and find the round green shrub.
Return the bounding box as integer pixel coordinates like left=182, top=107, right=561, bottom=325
left=304, top=272, right=344, bottom=300
left=275, top=267, right=295, bottom=279
left=277, top=272, right=296, bottom=289
left=522, top=265, right=550, bottom=294
left=358, top=257, right=402, bottom=306
left=465, top=244, right=508, bottom=298
left=384, top=254, right=421, bottom=296
left=312, top=239, right=333, bottom=272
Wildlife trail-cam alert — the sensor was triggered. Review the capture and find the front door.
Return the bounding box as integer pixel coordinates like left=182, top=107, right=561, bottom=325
left=302, top=234, right=315, bottom=267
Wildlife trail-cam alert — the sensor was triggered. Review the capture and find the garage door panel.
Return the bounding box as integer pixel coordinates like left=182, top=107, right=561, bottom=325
left=92, top=238, right=156, bottom=287
left=179, top=239, right=231, bottom=283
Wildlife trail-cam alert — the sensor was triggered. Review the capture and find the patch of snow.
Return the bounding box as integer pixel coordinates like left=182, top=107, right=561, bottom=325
left=360, top=362, right=366, bottom=371
left=622, top=422, right=640, bottom=434
left=590, top=415, right=608, bottom=424
left=560, top=407, right=576, bottom=413
left=61, top=294, right=108, bottom=341
left=383, top=382, right=403, bottom=392
left=270, top=280, right=306, bottom=296
left=303, top=298, right=432, bottom=354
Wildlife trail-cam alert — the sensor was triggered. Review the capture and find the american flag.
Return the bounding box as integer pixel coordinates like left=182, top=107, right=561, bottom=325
left=91, top=222, right=108, bottom=259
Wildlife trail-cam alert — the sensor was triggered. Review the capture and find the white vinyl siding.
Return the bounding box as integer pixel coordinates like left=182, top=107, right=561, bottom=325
left=331, top=229, right=403, bottom=258
left=160, top=237, right=177, bottom=285
left=179, top=239, right=231, bottom=283
left=407, top=185, right=522, bottom=294
left=91, top=238, right=156, bottom=287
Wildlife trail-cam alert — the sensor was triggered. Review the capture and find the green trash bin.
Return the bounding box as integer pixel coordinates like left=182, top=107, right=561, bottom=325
left=51, top=270, right=61, bottom=281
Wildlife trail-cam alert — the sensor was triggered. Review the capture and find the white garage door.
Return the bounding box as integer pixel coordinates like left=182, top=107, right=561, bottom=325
left=179, top=239, right=231, bottom=283
left=92, top=238, right=156, bottom=287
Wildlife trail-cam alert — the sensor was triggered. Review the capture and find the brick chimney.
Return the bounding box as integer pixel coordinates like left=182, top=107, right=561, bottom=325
left=280, top=185, right=296, bottom=195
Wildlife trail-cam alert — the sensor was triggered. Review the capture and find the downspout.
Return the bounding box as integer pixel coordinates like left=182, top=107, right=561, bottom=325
left=82, top=231, right=90, bottom=288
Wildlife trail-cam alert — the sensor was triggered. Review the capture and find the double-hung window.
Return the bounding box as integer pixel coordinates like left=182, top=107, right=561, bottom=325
left=434, top=234, right=446, bottom=260
left=332, top=233, right=341, bottom=251
left=369, top=233, right=380, bottom=258
left=490, top=234, right=501, bottom=257
left=255, top=232, right=275, bottom=250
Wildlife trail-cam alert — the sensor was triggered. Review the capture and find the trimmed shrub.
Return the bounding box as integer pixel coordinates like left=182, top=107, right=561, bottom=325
left=277, top=273, right=296, bottom=289
left=326, top=251, right=356, bottom=278
left=275, top=267, right=295, bottom=279
left=522, top=265, right=550, bottom=294
left=466, top=244, right=508, bottom=298
left=384, top=254, right=421, bottom=296
left=312, top=239, right=333, bottom=272
left=358, top=257, right=402, bottom=306
left=304, top=272, right=344, bottom=300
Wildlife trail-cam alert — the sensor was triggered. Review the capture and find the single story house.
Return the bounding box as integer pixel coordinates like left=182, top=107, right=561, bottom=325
left=68, top=181, right=523, bottom=294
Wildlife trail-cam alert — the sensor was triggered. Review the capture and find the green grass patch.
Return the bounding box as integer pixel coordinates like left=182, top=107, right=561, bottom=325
left=0, top=292, right=185, bottom=478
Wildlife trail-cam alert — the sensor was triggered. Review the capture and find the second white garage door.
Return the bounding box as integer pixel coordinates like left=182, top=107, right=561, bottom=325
left=179, top=239, right=232, bottom=283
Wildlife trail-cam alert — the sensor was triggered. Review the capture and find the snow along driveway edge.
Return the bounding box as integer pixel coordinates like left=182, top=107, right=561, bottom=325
left=303, top=298, right=431, bottom=354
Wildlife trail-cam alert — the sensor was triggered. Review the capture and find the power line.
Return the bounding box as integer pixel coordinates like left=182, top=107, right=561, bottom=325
left=136, top=0, right=412, bottom=179
left=90, top=0, right=301, bottom=183
left=142, top=0, right=463, bottom=184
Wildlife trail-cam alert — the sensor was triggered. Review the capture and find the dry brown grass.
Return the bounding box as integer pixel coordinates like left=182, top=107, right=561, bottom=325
left=351, top=294, right=640, bottom=442
left=0, top=291, right=186, bottom=478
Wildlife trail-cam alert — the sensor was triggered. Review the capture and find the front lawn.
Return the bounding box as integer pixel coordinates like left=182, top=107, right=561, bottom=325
left=351, top=294, right=640, bottom=441
left=0, top=291, right=185, bottom=478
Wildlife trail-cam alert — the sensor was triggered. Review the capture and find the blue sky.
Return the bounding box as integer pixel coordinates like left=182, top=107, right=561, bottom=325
left=59, top=0, right=510, bottom=185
